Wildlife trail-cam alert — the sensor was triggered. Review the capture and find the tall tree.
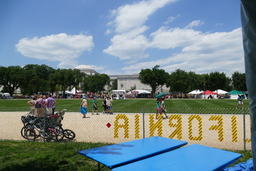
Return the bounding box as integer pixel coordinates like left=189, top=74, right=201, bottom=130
left=139, top=65, right=169, bottom=97
left=21, top=64, right=55, bottom=95
left=82, top=74, right=110, bottom=94
left=55, top=69, right=77, bottom=97
left=187, top=71, right=203, bottom=91
left=48, top=70, right=60, bottom=95
left=168, top=69, right=190, bottom=93
left=0, top=66, right=24, bottom=96
left=205, top=72, right=229, bottom=91
left=232, top=72, right=247, bottom=91
left=110, top=79, right=118, bottom=91
left=72, top=69, right=86, bottom=90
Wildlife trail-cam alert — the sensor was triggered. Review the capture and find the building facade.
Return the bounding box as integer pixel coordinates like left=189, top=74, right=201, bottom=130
left=76, top=64, right=169, bottom=93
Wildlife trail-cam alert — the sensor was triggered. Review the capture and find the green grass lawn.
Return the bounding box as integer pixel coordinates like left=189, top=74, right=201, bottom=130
left=0, top=140, right=252, bottom=171
left=0, top=140, right=112, bottom=171
left=0, top=98, right=250, bottom=114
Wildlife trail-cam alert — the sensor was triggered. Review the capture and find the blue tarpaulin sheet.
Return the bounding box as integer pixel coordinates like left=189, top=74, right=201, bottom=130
left=224, top=158, right=254, bottom=171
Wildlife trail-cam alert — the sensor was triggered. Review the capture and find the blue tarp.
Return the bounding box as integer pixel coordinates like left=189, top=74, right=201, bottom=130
left=224, top=158, right=254, bottom=171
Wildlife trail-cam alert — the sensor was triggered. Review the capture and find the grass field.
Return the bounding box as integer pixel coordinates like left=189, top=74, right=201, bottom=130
left=0, top=140, right=252, bottom=171
left=0, top=98, right=250, bottom=114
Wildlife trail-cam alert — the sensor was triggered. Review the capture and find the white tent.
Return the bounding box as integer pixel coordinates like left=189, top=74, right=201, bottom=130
left=127, top=90, right=151, bottom=94
left=112, top=90, right=126, bottom=95
left=214, top=89, right=228, bottom=94
left=65, top=87, right=76, bottom=95
left=112, top=90, right=126, bottom=99
left=188, top=90, right=203, bottom=95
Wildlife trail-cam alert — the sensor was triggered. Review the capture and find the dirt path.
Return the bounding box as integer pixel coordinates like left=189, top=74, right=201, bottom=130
left=0, top=112, right=251, bottom=150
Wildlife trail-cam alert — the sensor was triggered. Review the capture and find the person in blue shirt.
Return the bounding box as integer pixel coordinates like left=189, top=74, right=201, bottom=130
left=92, top=97, right=99, bottom=115
left=236, top=95, right=244, bottom=109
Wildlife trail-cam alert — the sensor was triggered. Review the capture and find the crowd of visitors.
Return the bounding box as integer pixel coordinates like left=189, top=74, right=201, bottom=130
left=27, top=94, right=114, bottom=119
left=80, top=95, right=113, bottom=118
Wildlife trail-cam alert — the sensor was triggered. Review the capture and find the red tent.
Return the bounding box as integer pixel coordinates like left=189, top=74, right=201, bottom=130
left=200, top=90, right=217, bottom=95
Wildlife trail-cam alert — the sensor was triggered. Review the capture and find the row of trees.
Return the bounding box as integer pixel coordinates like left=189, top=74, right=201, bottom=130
left=0, top=64, right=111, bottom=97
left=0, top=64, right=246, bottom=98
left=139, top=65, right=246, bottom=97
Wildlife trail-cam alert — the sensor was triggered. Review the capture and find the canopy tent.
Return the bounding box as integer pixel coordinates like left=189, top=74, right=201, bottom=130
left=112, top=90, right=126, bottom=99
left=112, top=90, right=126, bottom=95
left=227, top=90, right=245, bottom=95
left=227, top=90, right=246, bottom=99
left=200, top=90, right=217, bottom=99
left=188, top=90, right=203, bottom=95
left=201, top=90, right=217, bottom=95
left=127, top=90, right=150, bottom=94
left=127, top=90, right=150, bottom=98
left=65, top=87, right=76, bottom=95
left=214, top=89, right=228, bottom=94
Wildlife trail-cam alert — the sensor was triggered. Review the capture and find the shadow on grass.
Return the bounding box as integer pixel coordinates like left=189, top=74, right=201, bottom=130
left=3, top=159, right=60, bottom=171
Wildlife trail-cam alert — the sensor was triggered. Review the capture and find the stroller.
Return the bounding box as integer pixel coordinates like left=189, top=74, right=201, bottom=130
left=46, top=109, right=76, bottom=140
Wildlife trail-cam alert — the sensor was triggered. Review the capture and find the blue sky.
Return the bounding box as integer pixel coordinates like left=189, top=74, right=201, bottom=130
left=0, top=0, right=243, bottom=76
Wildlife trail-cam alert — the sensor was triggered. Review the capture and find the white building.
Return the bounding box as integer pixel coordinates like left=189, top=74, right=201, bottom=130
left=76, top=64, right=169, bottom=93
left=75, top=64, right=98, bottom=75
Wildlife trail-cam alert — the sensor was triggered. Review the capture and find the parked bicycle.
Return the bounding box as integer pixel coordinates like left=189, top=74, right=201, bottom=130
left=21, top=109, right=75, bottom=142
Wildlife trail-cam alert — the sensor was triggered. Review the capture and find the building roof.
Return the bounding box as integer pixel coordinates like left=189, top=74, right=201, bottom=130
left=75, top=64, right=97, bottom=75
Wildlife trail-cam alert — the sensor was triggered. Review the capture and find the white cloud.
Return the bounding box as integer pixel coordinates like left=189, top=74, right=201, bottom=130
left=185, top=20, right=204, bottom=29
left=122, top=28, right=244, bottom=77
left=103, top=26, right=150, bottom=60
left=104, top=0, right=178, bottom=61
left=105, top=29, right=112, bottom=35
left=150, top=26, right=202, bottom=49
left=163, top=15, right=180, bottom=25
left=103, top=0, right=244, bottom=77
left=108, top=0, right=178, bottom=33
left=16, top=33, right=94, bottom=68
left=215, top=23, right=224, bottom=26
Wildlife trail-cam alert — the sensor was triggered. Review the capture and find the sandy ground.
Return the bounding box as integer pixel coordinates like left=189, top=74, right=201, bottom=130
left=0, top=111, right=251, bottom=150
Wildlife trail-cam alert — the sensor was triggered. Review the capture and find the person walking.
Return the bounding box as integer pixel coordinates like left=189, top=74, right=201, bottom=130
left=161, top=97, right=168, bottom=119
left=80, top=96, right=88, bottom=118
left=102, top=97, right=108, bottom=114
left=236, top=95, right=244, bottom=109
left=92, top=97, right=99, bottom=115
left=156, top=98, right=162, bottom=119
left=107, top=97, right=113, bottom=114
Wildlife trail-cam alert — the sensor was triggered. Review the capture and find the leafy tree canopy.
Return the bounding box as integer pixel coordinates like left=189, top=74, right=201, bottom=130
left=139, top=65, right=169, bottom=97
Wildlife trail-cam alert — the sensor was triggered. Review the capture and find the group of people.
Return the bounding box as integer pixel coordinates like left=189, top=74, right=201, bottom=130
left=102, top=96, right=113, bottom=114
left=80, top=96, right=113, bottom=118
left=156, top=97, right=168, bottom=119
left=27, top=95, right=56, bottom=117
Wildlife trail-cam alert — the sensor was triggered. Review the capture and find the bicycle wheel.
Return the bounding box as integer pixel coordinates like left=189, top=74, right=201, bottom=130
left=24, top=128, right=36, bottom=141
left=44, top=129, right=58, bottom=142
left=21, top=125, right=29, bottom=139
left=63, top=129, right=76, bottom=140
left=54, top=126, right=64, bottom=142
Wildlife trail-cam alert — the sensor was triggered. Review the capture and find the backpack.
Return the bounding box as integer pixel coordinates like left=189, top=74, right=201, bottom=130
left=35, top=102, right=41, bottom=108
